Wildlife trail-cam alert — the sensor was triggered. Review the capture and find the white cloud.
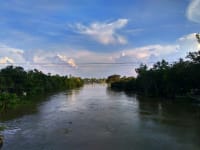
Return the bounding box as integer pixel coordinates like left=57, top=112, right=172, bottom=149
left=187, top=0, right=200, bottom=23
left=179, top=33, right=196, bottom=41
left=32, top=52, right=77, bottom=68
left=178, top=33, right=200, bottom=57
left=56, top=54, right=77, bottom=68
left=28, top=51, right=78, bottom=75
left=74, top=19, right=128, bottom=45
left=116, top=33, right=199, bottom=64
left=122, top=45, right=179, bottom=60
left=0, top=44, right=26, bottom=67
left=0, top=44, right=24, bottom=55
left=0, top=57, right=14, bottom=64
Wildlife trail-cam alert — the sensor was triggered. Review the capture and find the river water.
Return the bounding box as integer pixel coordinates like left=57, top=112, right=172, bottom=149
left=0, top=84, right=200, bottom=150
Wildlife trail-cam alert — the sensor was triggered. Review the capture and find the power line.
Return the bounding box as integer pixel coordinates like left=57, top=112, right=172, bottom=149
left=0, top=61, right=176, bottom=66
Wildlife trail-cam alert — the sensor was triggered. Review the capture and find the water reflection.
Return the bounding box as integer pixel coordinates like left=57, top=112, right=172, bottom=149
left=137, top=96, right=200, bottom=122
left=109, top=88, right=200, bottom=148
left=0, top=94, right=50, bottom=122
left=137, top=97, right=200, bottom=147
left=107, top=87, right=200, bottom=125
left=65, top=88, right=82, bottom=102
left=0, top=88, right=82, bottom=122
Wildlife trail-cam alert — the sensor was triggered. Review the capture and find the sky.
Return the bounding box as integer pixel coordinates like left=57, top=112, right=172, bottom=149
left=0, top=0, right=200, bottom=77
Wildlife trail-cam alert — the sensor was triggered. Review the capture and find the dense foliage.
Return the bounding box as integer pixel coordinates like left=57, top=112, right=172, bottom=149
left=0, top=66, right=84, bottom=111
left=109, top=50, right=200, bottom=98
left=106, top=75, right=121, bottom=83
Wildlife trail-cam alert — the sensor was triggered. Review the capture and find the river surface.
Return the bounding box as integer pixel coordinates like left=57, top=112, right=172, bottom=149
left=0, top=84, right=200, bottom=150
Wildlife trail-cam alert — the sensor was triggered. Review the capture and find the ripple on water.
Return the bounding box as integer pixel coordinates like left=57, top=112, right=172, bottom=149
left=3, top=127, right=21, bottom=135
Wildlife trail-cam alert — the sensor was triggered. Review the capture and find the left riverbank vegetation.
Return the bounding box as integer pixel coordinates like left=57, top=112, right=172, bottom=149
left=0, top=66, right=84, bottom=112
left=108, top=34, right=200, bottom=100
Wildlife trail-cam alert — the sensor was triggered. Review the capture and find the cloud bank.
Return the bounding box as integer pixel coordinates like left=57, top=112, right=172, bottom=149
left=0, top=33, right=199, bottom=77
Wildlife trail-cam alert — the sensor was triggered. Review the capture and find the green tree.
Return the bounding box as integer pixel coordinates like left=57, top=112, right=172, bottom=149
left=106, top=74, right=121, bottom=83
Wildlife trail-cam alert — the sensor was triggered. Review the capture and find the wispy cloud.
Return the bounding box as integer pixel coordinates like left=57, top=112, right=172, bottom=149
left=55, top=54, right=77, bottom=68
left=187, top=0, right=200, bottom=23
left=73, top=19, right=128, bottom=45
left=0, top=44, right=25, bottom=65
left=119, top=45, right=179, bottom=60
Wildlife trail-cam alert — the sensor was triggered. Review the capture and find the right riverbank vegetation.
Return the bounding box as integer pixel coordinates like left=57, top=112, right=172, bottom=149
left=0, top=66, right=84, bottom=112
left=107, top=50, right=200, bottom=99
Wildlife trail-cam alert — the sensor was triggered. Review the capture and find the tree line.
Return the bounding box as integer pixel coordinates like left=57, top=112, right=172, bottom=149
left=0, top=66, right=84, bottom=111
left=108, top=50, right=200, bottom=98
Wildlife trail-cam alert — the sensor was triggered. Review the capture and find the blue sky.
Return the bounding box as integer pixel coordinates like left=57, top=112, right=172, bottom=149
left=0, top=0, right=200, bottom=77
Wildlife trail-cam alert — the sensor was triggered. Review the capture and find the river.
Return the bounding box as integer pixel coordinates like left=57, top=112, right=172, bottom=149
left=0, top=84, right=200, bottom=150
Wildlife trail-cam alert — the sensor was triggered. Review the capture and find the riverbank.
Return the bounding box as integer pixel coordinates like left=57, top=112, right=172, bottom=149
left=0, top=66, right=84, bottom=112
left=0, top=87, right=84, bottom=113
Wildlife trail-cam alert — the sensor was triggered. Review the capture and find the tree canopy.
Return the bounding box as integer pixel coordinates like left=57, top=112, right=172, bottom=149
left=109, top=50, right=200, bottom=98
left=0, top=66, right=84, bottom=111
